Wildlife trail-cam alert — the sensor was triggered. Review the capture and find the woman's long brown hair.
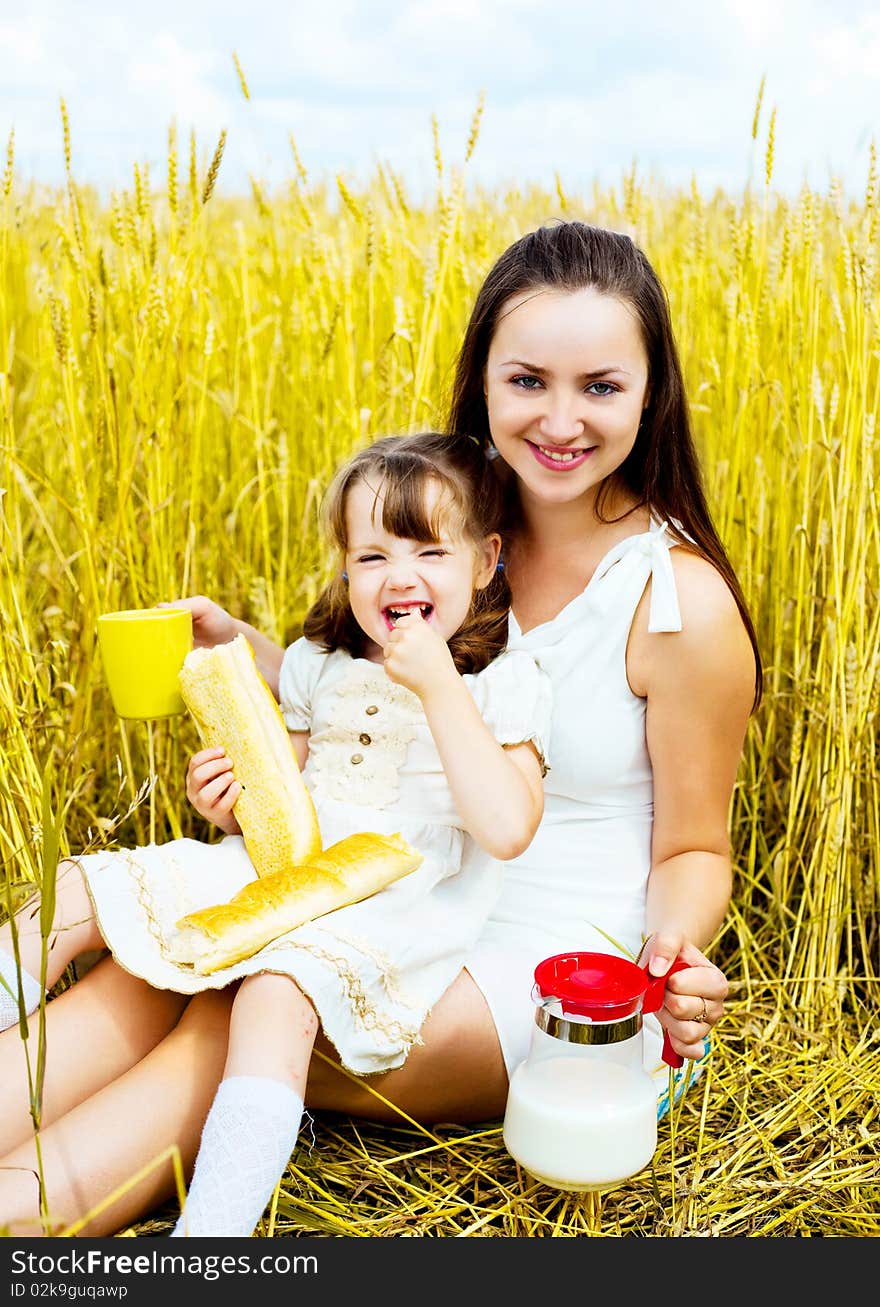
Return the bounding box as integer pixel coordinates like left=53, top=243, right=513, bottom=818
left=445, top=220, right=762, bottom=709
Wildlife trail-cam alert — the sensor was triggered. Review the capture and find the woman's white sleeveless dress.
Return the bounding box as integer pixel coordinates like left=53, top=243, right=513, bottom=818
left=465, top=518, right=705, bottom=1106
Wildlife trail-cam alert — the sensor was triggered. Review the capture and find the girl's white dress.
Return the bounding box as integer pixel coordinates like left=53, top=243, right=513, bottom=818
left=81, top=643, right=551, bottom=1074
left=464, top=519, right=696, bottom=1101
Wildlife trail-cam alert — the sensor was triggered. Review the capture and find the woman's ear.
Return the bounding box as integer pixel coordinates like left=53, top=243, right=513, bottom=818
left=474, top=532, right=502, bottom=589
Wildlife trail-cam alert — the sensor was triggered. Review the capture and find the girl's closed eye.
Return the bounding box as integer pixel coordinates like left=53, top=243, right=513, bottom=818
left=420, top=547, right=448, bottom=558
left=356, top=553, right=385, bottom=564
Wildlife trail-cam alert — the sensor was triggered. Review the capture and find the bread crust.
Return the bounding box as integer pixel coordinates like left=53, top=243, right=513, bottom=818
left=178, top=635, right=323, bottom=876
left=167, top=831, right=423, bottom=974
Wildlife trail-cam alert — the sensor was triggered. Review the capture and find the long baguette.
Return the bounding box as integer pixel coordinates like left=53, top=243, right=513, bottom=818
left=167, top=831, right=423, bottom=974
left=178, top=634, right=322, bottom=878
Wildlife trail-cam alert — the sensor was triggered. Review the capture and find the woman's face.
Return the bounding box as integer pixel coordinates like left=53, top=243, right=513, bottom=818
left=484, top=287, right=650, bottom=511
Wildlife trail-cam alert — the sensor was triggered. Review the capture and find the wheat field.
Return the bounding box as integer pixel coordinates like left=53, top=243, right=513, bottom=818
left=1, top=95, right=878, bottom=1235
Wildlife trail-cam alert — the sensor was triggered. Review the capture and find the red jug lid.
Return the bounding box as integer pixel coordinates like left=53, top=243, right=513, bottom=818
left=534, top=951, right=649, bottom=1021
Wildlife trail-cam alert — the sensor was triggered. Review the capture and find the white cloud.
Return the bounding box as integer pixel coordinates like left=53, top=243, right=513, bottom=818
left=128, top=33, right=226, bottom=128
left=0, top=16, right=47, bottom=69
left=724, top=0, right=798, bottom=44
left=0, top=0, right=876, bottom=197
left=815, top=13, right=880, bottom=79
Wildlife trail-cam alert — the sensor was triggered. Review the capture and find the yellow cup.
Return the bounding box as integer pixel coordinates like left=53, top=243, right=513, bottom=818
left=97, top=607, right=193, bottom=719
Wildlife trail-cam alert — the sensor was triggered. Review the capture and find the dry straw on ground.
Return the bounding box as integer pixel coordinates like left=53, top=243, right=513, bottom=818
left=0, top=95, right=878, bottom=1235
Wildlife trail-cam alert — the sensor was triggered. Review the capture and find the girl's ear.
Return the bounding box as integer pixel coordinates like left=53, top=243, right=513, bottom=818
left=473, top=532, right=502, bottom=589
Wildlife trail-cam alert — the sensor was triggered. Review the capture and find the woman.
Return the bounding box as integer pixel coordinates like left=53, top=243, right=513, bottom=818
left=0, top=221, right=758, bottom=1236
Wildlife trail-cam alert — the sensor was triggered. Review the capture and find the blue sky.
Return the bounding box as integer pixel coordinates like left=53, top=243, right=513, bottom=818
left=1, top=0, right=877, bottom=199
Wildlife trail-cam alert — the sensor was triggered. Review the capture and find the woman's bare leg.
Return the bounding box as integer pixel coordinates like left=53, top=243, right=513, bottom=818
left=305, top=970, right=509, bottom=1121
left=0, top=970, right=506, bottom=1237
left=0, top=861, right=103, bottom=990
left=0, top=954, right=189, bottom=1155
left=0, top=987, right=234, bottom=1237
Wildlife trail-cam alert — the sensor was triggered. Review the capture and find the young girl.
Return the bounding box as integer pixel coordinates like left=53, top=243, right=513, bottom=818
left=0, top=431, right=550, bottom=1238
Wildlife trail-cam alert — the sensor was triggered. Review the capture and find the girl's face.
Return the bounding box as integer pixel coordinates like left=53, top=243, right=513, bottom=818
left=484, top=287, right=650, bottom=512
left=343, top=477, right=500, bottom=663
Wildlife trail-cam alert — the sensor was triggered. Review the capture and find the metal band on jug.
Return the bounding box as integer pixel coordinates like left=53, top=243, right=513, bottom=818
left=534, top=1003, right=641, bottom=1045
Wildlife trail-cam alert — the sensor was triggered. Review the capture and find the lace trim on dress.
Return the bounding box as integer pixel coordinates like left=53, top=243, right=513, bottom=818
left=265, top=923, right=426, bottom=1053
left=308, top=661, right=423, bottom=809
left=127, top=847, right=427, bottom=1053
left=502, top=737, right=550, bottom=779
left=125, top=847, right=199, bottom=961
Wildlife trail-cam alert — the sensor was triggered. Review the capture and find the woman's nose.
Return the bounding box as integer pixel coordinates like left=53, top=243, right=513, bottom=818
left=537, top=394, right=585, bottom=442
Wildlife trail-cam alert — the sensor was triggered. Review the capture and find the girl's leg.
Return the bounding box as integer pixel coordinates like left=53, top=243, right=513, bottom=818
left=0, top=953, right=189, bottom=1156
left=0, top=986, right=234, bottom=1237
left=172, top=973, right=317, bottom=1238
left=172, top=972, right=506, bottom=1238
left=0, top=860, right=103, bottom=1030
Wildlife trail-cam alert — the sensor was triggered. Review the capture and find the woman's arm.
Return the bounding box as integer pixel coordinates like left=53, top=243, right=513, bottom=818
left=162, top=596, right=286, bottom=699
left=629, top=549, right=756, bottom=1057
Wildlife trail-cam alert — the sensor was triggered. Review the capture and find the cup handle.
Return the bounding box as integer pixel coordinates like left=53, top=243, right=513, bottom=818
left=642, top=957, right=691, bottom=1069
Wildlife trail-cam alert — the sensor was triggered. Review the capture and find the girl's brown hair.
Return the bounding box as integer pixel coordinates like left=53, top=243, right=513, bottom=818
left=303, top=431, right=510, bottom=674
left=446, top=219, right=762, bottom=709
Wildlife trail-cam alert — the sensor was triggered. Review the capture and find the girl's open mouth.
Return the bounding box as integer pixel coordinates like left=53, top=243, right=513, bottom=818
left=383, top=603, right=434, bottom=629
left=526, top=440, right=595, bottom=471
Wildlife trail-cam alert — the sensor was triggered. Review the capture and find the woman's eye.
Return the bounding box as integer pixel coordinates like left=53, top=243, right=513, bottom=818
left=510, top=374, right=543, bottom=390
left=587, top=381, right=617, bottom=396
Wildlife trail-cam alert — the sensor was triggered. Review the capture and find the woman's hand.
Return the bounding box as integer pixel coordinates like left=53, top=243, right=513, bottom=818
left=639, top=934, right=729, bottom=1061
left=159, top=596, right=286, bottom=699
left=158, top=596, right=237, bottom=649
left=186, top=747, right=242, bottom=835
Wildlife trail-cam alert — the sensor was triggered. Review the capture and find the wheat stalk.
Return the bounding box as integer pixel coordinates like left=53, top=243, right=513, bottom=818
left=1, top=106, right=878, bottom=1240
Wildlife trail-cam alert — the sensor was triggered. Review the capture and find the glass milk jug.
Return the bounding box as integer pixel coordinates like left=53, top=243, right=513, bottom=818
left=502, top=950, right=689, bottom=1192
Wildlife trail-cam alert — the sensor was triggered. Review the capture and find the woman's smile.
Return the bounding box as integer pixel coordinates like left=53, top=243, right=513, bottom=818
left=526, top=440, right=597, bottom=470
left=484, top=286, right=649, bottom=508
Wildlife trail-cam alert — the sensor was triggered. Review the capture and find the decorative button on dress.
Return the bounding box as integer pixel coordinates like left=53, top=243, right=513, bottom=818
left=81, top=641, right=552, bottom=1074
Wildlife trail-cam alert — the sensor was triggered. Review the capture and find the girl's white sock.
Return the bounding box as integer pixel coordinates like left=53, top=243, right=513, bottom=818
left=0, top=951, right=43, bottom=1032
left=171, top=1075, right=305, bottom=1238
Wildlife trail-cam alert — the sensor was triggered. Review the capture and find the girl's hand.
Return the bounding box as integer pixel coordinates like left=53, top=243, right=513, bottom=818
left=383, top=608, right=458, bottom=700
left=639, top=934, right=729, bottom=1061
left=186, top=747, right=242, bottom=835
left=158, top=596, right=237, bottom=649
